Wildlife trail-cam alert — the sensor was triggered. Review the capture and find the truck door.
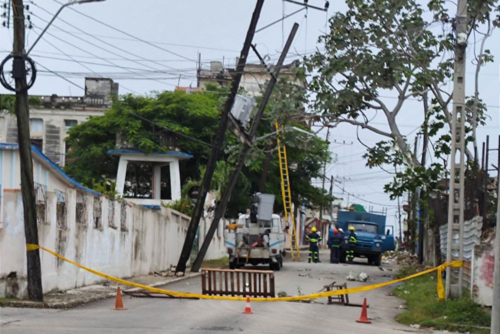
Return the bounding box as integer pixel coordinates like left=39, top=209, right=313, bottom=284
left=382, top=226, right=395, bottom=251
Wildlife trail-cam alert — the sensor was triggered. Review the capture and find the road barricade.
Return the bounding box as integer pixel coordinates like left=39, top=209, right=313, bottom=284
left=201, top=268, right=275, bottom=298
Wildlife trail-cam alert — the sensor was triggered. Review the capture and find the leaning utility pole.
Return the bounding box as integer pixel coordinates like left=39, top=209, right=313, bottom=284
left=492, top=179, right=500, bottom=334
left=445, top=0, right=468, bottom=299
left=12, top=0, right=43, bottom=301
left=190, top=23, right=299, bottom=272
left=318, top=126, right=330, bottom=229
left=175, top=0, right=265, bottom=274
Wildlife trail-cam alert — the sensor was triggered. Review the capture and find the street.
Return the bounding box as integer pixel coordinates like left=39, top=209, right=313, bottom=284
left=1, top=251, right=445, bottom=334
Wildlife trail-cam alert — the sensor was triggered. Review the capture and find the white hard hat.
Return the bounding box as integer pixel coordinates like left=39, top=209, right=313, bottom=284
left=338, top=228, right=344, bottom=233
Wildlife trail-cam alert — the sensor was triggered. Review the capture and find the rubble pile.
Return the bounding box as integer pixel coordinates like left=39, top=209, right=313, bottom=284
left=382, top=251, right=417, bottom=265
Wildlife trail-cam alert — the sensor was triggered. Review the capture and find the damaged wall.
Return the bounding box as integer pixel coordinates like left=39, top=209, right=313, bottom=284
left=0, top=144, right=226, bottom=299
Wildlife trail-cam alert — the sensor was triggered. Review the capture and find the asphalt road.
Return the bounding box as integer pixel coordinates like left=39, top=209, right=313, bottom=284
left=0, top=251, right=444, bottom=334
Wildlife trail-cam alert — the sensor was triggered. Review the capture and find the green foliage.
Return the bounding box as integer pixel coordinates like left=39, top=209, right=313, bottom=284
left=393, top=273, right=491, bottom=333
left=64, top=89, right=222, bottom=187
left=304, top=0, right=498, bottom=201
left=65, top=82, right=333, bottom=217
left=0, top=95, right=42, bottom=114
left=163, top=197, right=195, bottom=217
left=84, top=180, right=120, bottom=200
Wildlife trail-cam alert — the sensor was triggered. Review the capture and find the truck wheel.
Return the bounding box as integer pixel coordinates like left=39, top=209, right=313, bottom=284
left=282, top=250, right=287, bottom=257
left=374, top=254, right=382, bottom=266
left=270, top=261, right=280, bottom=271
left=278, top=255, right=283, bottom=268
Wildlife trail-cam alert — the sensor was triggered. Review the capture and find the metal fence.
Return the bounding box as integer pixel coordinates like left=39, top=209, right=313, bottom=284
left=201, top=268, right=275, bottom=298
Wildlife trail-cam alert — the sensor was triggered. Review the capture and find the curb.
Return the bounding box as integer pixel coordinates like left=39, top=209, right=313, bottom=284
left=0, top=273, right=201, bottom=309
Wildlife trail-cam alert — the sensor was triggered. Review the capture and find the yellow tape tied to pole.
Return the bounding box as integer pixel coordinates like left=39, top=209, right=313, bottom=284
left=27, top=244, right=462, bottom=302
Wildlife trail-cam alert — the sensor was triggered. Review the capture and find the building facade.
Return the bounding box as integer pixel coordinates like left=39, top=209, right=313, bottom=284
left=0, top=78, right=118, bottom=167
left=197, top=59, right=303, bottom=97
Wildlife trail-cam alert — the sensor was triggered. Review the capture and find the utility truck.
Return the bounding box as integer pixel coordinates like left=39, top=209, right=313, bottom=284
left=225, top=193, right=285, bottom=271
left=330, top=207, right=395, bottom=266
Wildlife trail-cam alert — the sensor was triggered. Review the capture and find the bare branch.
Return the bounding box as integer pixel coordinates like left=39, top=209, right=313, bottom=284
left=333, top=117, right=393, bottom=138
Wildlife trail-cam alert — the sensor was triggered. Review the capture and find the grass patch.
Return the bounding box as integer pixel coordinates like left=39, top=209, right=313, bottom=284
left=201, top=256, right=229, bottom=269
left=393, top=271, right=491, bottom=334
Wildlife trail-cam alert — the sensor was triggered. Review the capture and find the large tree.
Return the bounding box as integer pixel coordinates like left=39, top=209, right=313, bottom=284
left=303, top=0, right=498, bottom=199
left=65, top=82, right=332, bottom=216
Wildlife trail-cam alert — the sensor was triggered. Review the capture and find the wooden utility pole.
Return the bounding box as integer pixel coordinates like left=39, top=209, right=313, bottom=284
left=12, top=0, right=43, bottom=301
left=175, top=0, right=265, bottom=274
left=259, top=125, right=275, bottom=193
left=318, top=126, right=330, bottom=229
left=445, top=0, right=467, bottom=299
left=190, top=23, right=299, bottom=272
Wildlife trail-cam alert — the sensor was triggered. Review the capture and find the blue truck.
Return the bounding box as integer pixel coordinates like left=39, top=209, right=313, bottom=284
left=329, top=209, right=395, bottom=266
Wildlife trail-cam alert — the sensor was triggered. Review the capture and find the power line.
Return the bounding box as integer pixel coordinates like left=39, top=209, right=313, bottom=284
left=50, top=0, right=195, bottom=63
left=29, top=4, right=183, bottom=72
left=30, top=26, right=178, bottom=88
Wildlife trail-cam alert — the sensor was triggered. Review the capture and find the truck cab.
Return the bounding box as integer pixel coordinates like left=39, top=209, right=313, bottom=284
left=331, top=209, right=395, bottom=266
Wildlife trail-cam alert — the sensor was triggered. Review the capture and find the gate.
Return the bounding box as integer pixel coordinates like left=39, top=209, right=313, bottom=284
left=201, top=268, right=275, bottom=298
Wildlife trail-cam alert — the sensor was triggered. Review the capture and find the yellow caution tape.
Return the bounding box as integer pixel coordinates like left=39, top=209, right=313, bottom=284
left=27, top=244, right=462, bottom=302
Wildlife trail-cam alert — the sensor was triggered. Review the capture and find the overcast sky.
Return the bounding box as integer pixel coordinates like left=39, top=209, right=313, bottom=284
left=1, top=0, right=499, bottom=233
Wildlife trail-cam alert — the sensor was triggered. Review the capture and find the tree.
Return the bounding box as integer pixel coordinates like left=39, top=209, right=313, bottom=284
left=65, top=82, right=333, bottom=216
left=64, top=87, right=223, bottom=188
left=304, top=0, right=499, bottom=200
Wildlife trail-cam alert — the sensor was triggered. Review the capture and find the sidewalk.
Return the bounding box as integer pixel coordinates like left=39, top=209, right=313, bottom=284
left=0, top=271, right=200, bottom=309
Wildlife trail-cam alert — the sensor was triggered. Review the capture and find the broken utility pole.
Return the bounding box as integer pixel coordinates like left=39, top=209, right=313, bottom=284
left=13, top=0, right=43, bottom=301
left=175, top=0, right=265, bottom=275
left=190, top=23, right=300, bottom=273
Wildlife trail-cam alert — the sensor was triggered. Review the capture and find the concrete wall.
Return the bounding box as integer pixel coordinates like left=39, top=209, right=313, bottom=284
left=0, top=145, right=226, bottom=299
left=472, top=239, right=496, bottom=306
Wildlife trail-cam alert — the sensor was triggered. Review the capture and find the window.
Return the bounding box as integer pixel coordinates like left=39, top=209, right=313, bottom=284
left=29, top=118, right=43, bottom=132
left=31, top=139, right=43, bottom=151
left=347, top=223, right=378, bottom=234
left=65, top=120, right=77, bottom=132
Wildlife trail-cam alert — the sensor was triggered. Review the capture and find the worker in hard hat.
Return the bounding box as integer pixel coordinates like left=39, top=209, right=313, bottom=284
left=328, top=228, right=343, bottom=264
left=346, top=226, right=357, bottom=263
left=306, top=227, right=322, bottom=263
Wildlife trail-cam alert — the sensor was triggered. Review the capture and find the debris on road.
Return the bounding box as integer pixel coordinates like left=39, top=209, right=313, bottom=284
left=346, top=271, right=369, bottom=282
left=346, top=271, right=357, bottom=281
left=383, top=251, right=417, bottom=265
left=358, top=272, right=368, bottom=282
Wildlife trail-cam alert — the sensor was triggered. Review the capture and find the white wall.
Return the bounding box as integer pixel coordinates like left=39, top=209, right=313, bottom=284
left=0, top=146, right=227, bottom=299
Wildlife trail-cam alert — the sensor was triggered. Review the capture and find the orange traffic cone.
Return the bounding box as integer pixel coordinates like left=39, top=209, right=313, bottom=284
left=114, top=287, right=127, bottom=310
left=242, top=297, right=253, bottom=314
left=356, top=298, right=371, bottom=324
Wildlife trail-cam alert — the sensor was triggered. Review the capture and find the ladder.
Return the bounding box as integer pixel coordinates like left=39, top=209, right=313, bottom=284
left=276, top=123, right=301, bottom=260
